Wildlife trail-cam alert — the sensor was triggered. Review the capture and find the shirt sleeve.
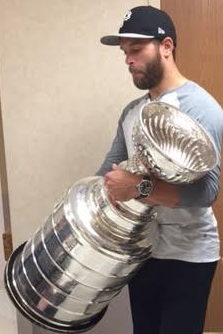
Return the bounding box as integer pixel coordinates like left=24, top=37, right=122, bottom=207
left=96, top=118, right=128, bottom=176
left=177, top=164, right=220, bottom=207
left=177, top=99, right=223, bottom=207
left=96, top=94, right=148, bottom=176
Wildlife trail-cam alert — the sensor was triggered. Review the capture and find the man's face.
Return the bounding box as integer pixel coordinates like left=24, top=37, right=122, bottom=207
left=120, top=38, right=164, bottom=90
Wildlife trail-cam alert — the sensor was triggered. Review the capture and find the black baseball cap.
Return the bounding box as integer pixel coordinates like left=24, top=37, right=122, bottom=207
left=100, top=6, right=177, bottom=46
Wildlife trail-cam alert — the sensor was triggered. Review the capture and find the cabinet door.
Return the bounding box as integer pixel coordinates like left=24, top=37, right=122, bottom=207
left=161, top=0, right=223, bottom=330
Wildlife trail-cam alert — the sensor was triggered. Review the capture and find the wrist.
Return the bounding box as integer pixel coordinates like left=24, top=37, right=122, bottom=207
left=135, top=175, right=155, bottom=200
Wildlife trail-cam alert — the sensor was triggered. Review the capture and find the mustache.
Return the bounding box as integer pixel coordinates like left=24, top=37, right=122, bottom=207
left=129, top=66, right=145, bottom=75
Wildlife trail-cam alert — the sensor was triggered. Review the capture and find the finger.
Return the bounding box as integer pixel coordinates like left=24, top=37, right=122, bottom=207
left=104, top=181, right=111, bottom=190
left=104, top=171, right=114, bottom=179
left=108, top=194, right=117, bottom=206
left=112, top=163, right=120, bottom=170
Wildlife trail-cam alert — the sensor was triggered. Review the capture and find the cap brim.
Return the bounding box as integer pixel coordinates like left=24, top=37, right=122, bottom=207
left=100, top=33, right=155, bottom=46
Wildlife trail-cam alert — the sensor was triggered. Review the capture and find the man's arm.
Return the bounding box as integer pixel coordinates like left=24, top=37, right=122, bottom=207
left=104, top=164, right=220, bottom=208
left=100, top=98, right=222, bottom=208
left=96, top=96, right=148, bottom=176
left=104, top=165, right=179, bottom=207
left=96, top=118, right=128, bottom=176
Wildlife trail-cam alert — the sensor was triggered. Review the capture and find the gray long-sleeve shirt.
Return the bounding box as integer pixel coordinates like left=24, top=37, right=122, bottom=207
left=97, top=81, right=223, bottom=262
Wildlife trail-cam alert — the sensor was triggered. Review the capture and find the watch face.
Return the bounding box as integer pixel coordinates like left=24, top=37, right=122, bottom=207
left=138, top=178, right=154, bottom=196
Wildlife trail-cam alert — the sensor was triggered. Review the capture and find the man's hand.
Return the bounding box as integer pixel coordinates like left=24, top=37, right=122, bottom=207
left=104, top=164, right=142, bottom=202
left=104, top=163, right=180, bottom=207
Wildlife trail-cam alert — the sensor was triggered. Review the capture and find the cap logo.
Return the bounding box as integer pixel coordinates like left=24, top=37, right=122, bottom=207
left=158, top=27, right=165, bottom=34
left=123, top=10, right=132, bottom=21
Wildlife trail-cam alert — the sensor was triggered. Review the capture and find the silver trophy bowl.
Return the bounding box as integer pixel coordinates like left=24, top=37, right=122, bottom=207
left=5, top=102, right=217, bottom=333
left=132, top=102, right=217, bottom=182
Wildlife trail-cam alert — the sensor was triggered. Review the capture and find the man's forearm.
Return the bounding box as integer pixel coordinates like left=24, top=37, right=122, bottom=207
left=140, top=179, right=180, bottom=207
left=104, top=164, right=219, bottom=208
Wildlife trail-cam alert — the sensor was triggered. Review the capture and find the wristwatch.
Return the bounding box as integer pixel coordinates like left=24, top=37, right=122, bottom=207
left=135, top=175, right=154, bottom=200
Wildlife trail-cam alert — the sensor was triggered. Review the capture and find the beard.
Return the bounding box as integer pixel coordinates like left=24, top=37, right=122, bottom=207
left=130, top=51, right=164, bottom=90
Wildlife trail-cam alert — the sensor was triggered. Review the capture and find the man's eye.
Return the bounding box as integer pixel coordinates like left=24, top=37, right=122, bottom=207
left=131, top=48, right=141, bottom=52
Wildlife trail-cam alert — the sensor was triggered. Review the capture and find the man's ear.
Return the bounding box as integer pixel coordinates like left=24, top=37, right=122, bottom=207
left=160, top=37, right=174, bottom=58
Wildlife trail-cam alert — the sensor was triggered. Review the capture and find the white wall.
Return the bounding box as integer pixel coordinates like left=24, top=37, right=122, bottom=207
left=0, top=0, right=145, bottom=247
left=0, top=0, right=150, bottom=333
left=0, top=182, right=5, bottom=289
left=149, top=0, right=160, bottom=8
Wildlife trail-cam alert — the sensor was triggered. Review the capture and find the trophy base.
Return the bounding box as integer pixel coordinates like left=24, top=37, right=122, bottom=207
left=4, top=242, right=107, bottom=333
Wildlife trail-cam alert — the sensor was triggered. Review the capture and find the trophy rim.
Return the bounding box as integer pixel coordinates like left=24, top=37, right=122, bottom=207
left=4, top=242, right=107, bottom=333
left=139, top=101, right=218, bottom=174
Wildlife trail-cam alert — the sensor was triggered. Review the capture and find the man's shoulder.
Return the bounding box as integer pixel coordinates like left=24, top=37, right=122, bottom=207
left=179, top=81, right=222, bottom=111
left=177, top=81, right=223, bottom=144
left=120, top=94, right=148, bottom=123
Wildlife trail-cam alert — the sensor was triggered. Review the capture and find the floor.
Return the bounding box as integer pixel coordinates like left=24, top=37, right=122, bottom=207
left=0, top=288, right=222, bottom=334
left=0, top=289, right=17, bottom=333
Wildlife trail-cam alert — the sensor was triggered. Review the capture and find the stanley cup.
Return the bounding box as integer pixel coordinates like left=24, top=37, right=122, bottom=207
left=5, top=102, right=217, bottom=333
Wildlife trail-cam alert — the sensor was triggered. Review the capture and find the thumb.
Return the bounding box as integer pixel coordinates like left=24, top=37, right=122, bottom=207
left=112, top=163, right=120, bottom=170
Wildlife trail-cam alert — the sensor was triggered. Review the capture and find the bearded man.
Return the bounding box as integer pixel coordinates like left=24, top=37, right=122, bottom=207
left=98, top=6, right=223, bottom=334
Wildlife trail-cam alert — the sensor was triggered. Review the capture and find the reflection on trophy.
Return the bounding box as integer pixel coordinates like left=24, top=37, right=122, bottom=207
left=4, top=102, right=217, bottom=333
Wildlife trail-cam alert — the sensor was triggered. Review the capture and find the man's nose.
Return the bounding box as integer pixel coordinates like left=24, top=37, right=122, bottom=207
left=125, top=54, right=134, bottom=65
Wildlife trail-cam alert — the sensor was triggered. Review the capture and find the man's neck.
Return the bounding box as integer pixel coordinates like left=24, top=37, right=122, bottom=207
left=149, top=66, right=188, bottom=101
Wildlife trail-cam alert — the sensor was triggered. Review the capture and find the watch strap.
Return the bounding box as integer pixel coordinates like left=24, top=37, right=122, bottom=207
left=135, top=175, right=154, bottom=200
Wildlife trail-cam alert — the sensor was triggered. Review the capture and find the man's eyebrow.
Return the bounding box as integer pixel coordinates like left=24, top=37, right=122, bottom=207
left=120, top=39, right=150, bottom=50
left=120, top=42, right=142, bottom=50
